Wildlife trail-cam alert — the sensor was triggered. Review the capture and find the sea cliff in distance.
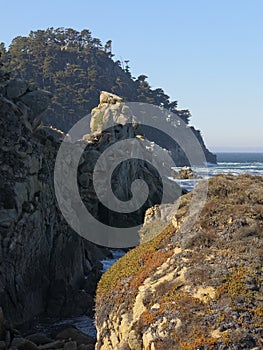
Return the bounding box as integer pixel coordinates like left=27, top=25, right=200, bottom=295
left=1, top=27, right=215, bottom=164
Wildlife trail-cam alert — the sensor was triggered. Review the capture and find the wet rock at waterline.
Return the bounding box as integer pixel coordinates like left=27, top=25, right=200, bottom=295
left=0, top=310, right=95, bottom=350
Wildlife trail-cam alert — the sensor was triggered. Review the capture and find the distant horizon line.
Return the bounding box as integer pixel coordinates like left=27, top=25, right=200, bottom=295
left=210, top=147, right=263, bottom=153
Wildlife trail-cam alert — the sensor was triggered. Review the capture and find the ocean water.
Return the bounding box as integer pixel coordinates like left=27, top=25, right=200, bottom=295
left=36, top=153, right=263, bottom=337
left=100, top=249, right=126, bottom=273
left=33, top=315, right=97, bottom=338
left=34, top=250, right=126, bottom=337
left=171, top=152, right=263, bottom=192
left=209, top=152, right=263, bottom=176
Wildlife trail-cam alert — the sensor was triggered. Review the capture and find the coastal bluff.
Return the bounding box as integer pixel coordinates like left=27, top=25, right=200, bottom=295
left=95, top=174, right=263, bottom=349
left=0, top=73, right=111, bottom=326
left=0, top=74, right=182, bottom=328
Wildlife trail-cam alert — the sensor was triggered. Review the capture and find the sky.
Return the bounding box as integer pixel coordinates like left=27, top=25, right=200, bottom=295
left=1, top=0, right=262, bottom=151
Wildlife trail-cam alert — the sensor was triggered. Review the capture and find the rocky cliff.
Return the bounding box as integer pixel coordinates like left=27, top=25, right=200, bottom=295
left=0, top=75, right=183, bottom=327
left=0, top=73, right=110, bottom=326
left=82, top=91, right=183, bottom=233
left=95, top=174, right=263, bottom=349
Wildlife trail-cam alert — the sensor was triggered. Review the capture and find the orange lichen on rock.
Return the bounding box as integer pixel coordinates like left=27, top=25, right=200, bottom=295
left=95, top=175, right=263, bottom=349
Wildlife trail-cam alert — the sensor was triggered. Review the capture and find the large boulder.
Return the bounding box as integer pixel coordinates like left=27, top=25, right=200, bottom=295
left=56, top=327, right=95, bottom=346
left=172, top=166, right=202, bottom=179
left=6, top=79, right=28, bottom=99
left=90, top=91, right=138, bottom=135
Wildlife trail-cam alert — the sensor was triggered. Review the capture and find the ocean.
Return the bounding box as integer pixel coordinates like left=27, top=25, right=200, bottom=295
left=34, top=152, right=263, bottom=337
left=171, top=152, right=263, bottom=192
left=212, top=152, right=263, bottom=176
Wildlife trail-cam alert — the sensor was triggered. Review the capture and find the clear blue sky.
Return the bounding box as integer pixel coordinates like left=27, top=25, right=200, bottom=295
left=1, top=0, right=262, bottom=151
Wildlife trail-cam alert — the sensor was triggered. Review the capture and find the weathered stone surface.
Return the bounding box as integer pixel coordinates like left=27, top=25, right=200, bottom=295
left=11, top=338, right=39, bottom=350
left=63, top=341, right=77, bottom=350
left=6, top=79, right=28, bottom=99
left=0, top=79, right=110, bottom=327
left=95, top=175, right=263, bottom=349
left=0, top=209, right=18, bottom=227
left=0, top=308, right=4, bottom=340
left=172, top=165, right=202, bottom=179
left=90, top=91, right=138, bottom=134
left=78, top=345, right=94, bottom=350
left=56, top=327, right=95, bottom=346
left=38, top=340, right=64, bottom=349
left=99, top=91, right=123, bottom=105
left=26, top=334, right=52, bottom=346
left=78, top=93, right=183, bottom=234
left=20, top=90, right=52, bottom=117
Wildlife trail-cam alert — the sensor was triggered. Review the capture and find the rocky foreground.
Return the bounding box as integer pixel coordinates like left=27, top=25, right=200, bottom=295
left=0, top=310, right=96, bottom=350
left=0, top=72, right=121, bottom=327
left=95, top=174, right=263, bottom=349
left=0, top=70, right=182, bottom=340
left=1, top=61, right=261, bottom=350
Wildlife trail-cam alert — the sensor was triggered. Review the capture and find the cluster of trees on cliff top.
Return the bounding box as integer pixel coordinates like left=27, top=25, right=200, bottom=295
left=0, top=27, right=191, bottom=132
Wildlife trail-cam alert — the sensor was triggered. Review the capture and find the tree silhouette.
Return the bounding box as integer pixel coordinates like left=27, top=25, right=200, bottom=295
left=6, top=27, right=192, bottom=131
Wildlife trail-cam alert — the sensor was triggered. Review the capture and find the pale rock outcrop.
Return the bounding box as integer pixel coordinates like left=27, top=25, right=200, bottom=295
left=90, top=91, right=138, bottom=135
left=80, top=92, right=183, bottom=230
left=171, top=166, right=202, bottom=179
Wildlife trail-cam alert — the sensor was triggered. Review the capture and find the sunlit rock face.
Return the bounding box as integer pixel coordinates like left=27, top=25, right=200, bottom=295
left=95, top=174, right=263, bottom=350
left=79, top=91, right=183, bottom=233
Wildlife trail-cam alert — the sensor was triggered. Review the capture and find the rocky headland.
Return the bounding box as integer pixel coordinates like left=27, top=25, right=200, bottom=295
left=95, top=174, right=263, bottom=349
left=0, top=71, right=183, bottom=340
left=2, top=47, right=255, bottom=350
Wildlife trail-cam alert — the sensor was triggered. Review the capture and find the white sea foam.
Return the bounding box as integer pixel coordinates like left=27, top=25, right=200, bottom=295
left=101, top=249, right=126, bottom=273
left=172, top=155, right=263, bottom=191
left=39, top=154, right=262, bottom=337
left=52, top=316, right=97, bottom=337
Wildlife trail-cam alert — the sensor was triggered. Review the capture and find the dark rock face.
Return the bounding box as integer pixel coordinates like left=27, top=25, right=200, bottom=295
left=0, top=307, right=95, bottom=350
left=0, top=76, right=182, bottom=327
left=0, top=76, right=109, bottom=326
left=190, top=127, right=216, bottom=164
left=141, top=124, right=216, bottom=166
